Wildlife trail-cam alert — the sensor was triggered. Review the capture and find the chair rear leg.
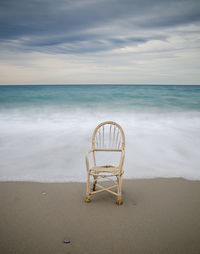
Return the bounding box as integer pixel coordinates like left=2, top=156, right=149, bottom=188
left=93, top=175, right=97, bottom=191
left=85, top=174, right=91, bottom=203
left=116, top=175, right=123, bottom=205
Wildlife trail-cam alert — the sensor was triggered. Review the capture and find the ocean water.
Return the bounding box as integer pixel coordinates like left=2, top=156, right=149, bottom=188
left=0, top=85, right=200, bottom=182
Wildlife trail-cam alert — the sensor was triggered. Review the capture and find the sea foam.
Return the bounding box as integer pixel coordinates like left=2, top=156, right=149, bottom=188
left=0, top=107, right=200, bottom=182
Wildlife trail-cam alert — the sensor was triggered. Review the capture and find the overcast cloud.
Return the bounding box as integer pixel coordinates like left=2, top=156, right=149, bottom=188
left=0, top=0, right=200, bottom=84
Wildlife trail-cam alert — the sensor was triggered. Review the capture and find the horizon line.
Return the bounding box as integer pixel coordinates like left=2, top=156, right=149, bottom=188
left=0, top=84, right=200, bottom=86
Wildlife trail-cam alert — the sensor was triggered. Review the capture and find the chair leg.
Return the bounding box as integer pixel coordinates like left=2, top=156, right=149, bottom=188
left=93, top=175, right=97, bottom=191
left=85, top=174, right=91, bottom=203
left=116, top=176, right=123, bottom=205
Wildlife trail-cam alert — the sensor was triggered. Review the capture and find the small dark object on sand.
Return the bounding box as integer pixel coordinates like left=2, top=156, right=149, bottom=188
left=64, top=240, right=70, bottom=244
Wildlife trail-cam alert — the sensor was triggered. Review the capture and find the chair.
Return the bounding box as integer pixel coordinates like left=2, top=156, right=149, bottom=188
left=85, top=121, right=125, bottom=205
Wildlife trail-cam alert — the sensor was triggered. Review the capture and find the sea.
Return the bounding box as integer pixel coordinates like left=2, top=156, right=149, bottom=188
left=0, top=85, right=200, bottom=182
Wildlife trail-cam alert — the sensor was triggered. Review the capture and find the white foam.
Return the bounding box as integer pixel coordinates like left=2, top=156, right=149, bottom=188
left=0, top=109, right=200, bottom=182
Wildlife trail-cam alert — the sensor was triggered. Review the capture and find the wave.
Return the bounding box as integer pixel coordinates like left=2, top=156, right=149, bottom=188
left=0, top=108, right=200, bottom=182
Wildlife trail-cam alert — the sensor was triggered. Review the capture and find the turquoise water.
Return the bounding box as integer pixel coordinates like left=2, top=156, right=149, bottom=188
left=0, top=85, right=200, bottom=112
left=0, top=85, right=200, bottom=181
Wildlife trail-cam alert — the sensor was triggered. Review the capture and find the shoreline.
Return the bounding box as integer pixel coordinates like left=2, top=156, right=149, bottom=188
left=0, top=178, right=200, bottom=253
left=0, top=176, right=200, bottom=183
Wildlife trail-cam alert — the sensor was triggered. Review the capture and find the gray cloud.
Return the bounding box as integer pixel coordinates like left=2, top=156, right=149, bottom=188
left=0, top=0, right=199, bottom=54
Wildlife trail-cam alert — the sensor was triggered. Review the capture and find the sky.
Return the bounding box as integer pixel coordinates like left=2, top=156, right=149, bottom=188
left=0, top=0, right=200, bottom=85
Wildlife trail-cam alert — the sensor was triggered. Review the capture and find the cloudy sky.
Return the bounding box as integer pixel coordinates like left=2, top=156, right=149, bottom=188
left=0, top=0, right=200, bottom=85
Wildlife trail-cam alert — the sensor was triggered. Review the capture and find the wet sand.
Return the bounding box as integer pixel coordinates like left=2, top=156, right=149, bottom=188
left=0, top=178, right=200, bottom=254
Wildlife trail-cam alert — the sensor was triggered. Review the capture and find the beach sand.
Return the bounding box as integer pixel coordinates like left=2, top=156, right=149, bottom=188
left=0, top=178, right=200, bottom=254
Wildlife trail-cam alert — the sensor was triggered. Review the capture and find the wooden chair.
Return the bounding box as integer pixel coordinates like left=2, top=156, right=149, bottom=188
left=85, top=121, right=125, bottom=205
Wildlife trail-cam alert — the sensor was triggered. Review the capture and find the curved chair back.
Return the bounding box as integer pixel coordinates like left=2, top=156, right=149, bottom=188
left=92, top=121, right=125, bottom=151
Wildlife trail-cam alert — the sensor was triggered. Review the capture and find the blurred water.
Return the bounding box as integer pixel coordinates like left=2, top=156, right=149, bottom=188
left=0, top=85, right=200, bottom=182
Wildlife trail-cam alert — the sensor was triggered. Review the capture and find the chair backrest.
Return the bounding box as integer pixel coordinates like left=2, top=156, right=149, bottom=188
left=92, top=121, right=125, bottom=151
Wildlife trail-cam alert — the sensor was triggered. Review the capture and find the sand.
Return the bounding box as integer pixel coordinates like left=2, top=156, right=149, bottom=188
left=0, top=178, right=200, bottom=254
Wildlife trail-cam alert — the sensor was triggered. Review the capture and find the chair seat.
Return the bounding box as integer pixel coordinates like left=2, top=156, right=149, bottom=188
left=89, top=165, right=122, bottom=176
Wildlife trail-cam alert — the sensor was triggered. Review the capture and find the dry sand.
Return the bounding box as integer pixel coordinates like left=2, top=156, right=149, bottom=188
left=0, top=178, right=200, bottom=254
